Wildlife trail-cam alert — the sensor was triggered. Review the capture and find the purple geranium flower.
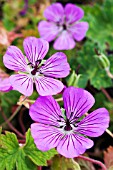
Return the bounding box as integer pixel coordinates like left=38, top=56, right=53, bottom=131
left=38, top=3, right=89, bottom=50
left=29, top=87, right=109, bottom=158
left=3, top=37, right=70, bottom=96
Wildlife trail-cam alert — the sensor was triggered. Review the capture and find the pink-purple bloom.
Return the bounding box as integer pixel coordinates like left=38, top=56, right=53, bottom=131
left=38, top=3, right=89, bottom=50
left=0, top=77, right=13, bottom=92
left=3, top=37, right=70, bottom=96
left=30, top=87, right=109, bottom=158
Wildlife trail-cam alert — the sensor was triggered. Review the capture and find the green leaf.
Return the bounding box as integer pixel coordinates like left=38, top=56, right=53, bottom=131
left=28, top=0, right=37, bottom=5
left=2, top=18, right=15, bottom=31
left=93, top=92, right=107, bottom=109
left=0, top=131, right=22, bottom=170
left=0, top=127, right=2, bottom=135
left=108, top=54, right=113, bottom=74
left=0, top=129, right=57, bottom=170
left=76, top=40, right=112, bottom=89
left=51, top=155, right=81, bottom=170
left=81, top=0, right=113, bottom=50
left=0, top=90, right=21, bottom=124
left=77, top=74, right=89, bottom=88
left=90, top=69, right=112, bottom=89
left=24, top=129, right=57, bottom=166
left=2, top=1, right=20, bottom=31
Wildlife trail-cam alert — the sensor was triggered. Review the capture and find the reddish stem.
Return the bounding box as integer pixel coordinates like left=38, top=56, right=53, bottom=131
left=101, top=87, right=113, bottom=103
left=1, top=96, right=27, bottom=127
left=1, top=109, right=25, bottom=139
left=37, top=167, right=42, bottom=170
left=77, top=155, right=107, bottom=170
left=18, top=139, right=25, bottom=144
left=18, top=107, right=26, bottom=134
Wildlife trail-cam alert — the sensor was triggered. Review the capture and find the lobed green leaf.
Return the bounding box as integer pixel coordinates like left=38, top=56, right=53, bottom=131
left=0, top=129, right=57, bottom=170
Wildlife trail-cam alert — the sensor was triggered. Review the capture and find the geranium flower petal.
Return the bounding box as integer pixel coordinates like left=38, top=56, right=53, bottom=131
left=53, top=31, right=75, bottom=50
left=3, top=46, right=27, bottom=71
left=0, top=78, right=13, bottom=92
left=64, top=3, right=84, bottom=24
left=68, top=22, right=89, bottom=41
left=76, top=108, right=110, bottom=137
left=23, top=37, right=49, bottom=65
left=30, top=96, right=63, bottom=127
left=44, top=3, right=64, bottom=23
left=57, top=134, right=93, bottom=158
left=35, top=76, right=64, bottom=96
left=63, top=87, right=95, bottom=120
left=39, top=52, right=70, bottom=78
left=38, top=21, right=61, bottom=42
left=31, top=123, right=63, bottom=151
left=10, top=74, right=33, bottom=96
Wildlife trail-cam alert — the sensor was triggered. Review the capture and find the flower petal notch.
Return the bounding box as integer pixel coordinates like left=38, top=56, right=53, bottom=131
left=38, top=3, right=89, bottom=50
left=3, top=36, right=70, bottom=96
left=30, top=87, right=110, bottom=158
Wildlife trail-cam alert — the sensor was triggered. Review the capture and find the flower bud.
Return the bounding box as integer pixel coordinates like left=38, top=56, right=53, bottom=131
left=67, top=71, right=81, bottom=87
left=95, top=53, right=110, bottom=70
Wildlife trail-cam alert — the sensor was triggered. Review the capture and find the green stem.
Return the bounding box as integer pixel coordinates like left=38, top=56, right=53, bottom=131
left=106, top=69, right=113, bottom=79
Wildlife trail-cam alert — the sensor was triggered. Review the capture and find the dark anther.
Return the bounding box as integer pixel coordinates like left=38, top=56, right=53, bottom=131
left=27, top=62, right=32, bottom=65
left=59, top=115, right=63, bottom=118
left=60, top=125, right=64, bottom=128
left=35, top=59, right=42, bottom=64
left=41, top=64, right=45, bottom=66
left=74, top=124, right=78, bottom=127
left=39, top=70, right=42, bottom=74
left=73, top=120, right=80, bottom=128
left=63, top=24, right=67, bottom=30
left=57, top=120, right=61, bottom=122
left=27, top=62, right=34, bottom=68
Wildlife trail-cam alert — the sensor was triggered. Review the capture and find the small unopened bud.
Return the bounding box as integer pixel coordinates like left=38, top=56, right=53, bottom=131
left=95, top=53, right=110, bottom=70
left=67, top=71, right=81, bottom=87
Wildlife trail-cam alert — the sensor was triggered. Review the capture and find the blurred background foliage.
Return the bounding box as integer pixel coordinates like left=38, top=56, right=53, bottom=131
left=0, top=0, right=113, bottom=169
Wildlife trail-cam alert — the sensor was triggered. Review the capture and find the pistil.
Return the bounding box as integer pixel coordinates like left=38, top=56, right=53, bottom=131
left=64, top=119, right=72, bottom=131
